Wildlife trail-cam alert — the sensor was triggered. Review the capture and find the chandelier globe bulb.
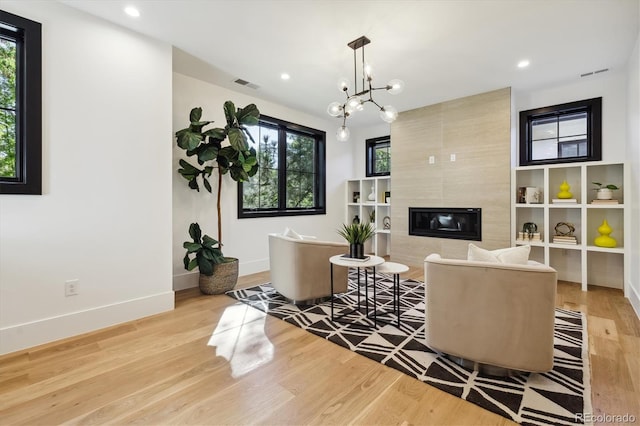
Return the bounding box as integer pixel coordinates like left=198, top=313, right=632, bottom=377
left=327, top=102, right=343, bottom=117
left=346, top=96, right=362, bottom=110
left=386, top=79, right=405, bottom=95
left=380, top=105, right=398, bottom=123
left=337, top=125, right=350, bottom=142
left=338, top=78, right=350, bottom=92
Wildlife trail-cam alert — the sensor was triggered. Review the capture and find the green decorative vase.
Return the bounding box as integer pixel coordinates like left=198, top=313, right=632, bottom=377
left=557, top=180, right=573, bottom=199
left=594, top=219, right=616, bottom=248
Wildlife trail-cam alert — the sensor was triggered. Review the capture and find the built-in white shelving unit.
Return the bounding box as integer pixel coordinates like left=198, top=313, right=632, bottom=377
left=512, top=161, right=628, bottom=291
left=345, top=177, right=391, bottom=257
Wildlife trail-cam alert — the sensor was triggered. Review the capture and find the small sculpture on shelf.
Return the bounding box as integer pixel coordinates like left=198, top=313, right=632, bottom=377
left=516, top=222, right=541, bottom=242
left=594, top=219, right=616, bottom=248
left=367, top=185, right=376, bottom=202
left=553, top=222, right=577, bottom=245
left=352, top=215, right=360, bottom=224
left=353, top=192, right=360, bottom=203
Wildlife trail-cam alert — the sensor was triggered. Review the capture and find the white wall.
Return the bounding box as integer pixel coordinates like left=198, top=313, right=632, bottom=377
left=172, top=73, right=353, bottom=290
left=627, top=31, right=640, bottom=317
left=0, top=2, right=174, bottom=355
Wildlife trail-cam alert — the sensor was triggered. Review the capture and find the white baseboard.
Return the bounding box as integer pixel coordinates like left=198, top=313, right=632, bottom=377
left=173, top=271, right=199, bottom=291
left=0, top=291, right=174, bottom=356
left=628, top=281, right=640, bottom=320
left=240, top=257, right=269, bottom=276
left=173, top=259, right=269, bottom=292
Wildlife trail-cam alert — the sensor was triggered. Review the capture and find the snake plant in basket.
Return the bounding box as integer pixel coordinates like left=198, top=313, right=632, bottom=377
left=176, top=102, right=260, bottom=294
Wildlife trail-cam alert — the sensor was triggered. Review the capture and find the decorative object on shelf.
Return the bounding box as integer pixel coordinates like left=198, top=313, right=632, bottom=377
left=553, top=222, right=577, bottom=244
left=517, top=187, right=526, bottom=203
left=517, top=222, right=541, bottom=242
left=352, top=215, right=360, bottom=224
left=369, top=209, right=375, bottom=224
left=353, top=191, right=360, bottom=203
left=592, top=182, right=619, bottom=200
left=557, top=180, right=573, bottom=199
left=594, top=219, right=617, bottom=248
left=327, top=35, right=404, bottom=142
left=525, top=187, right=542, bottom=204
left=523, top=222, right=537, bottom=235
left=384, top=191, right=391, bottom=203
left=383, top=216, right=391, bottom=229
left=367, top=185, right=376, bottom=201
left=337, top=222, right=375, bottom=259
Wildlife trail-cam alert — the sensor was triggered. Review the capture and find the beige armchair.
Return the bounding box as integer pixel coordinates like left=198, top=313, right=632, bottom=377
left=424, top=253, right=557, bottom=373
left=268, top=234, right=349, bottom=304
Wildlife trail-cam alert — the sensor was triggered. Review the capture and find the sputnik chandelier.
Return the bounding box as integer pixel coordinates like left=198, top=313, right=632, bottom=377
left=327, top=35, right=405, bottom=142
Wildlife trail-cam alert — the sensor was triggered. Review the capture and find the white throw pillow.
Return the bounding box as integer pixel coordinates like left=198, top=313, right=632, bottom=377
left=283, top=227, right=303, bottom=240
left=467, top=243, right=531, bottom=265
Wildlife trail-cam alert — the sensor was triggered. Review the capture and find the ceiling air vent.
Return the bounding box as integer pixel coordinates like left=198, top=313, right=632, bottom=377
left=581, top=68, right=609, bottom=78
left=234, top=78, right=259, bottom=90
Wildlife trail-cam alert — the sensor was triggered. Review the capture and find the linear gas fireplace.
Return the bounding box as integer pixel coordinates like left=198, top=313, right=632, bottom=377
left=409, top=207, right=482, bottom=241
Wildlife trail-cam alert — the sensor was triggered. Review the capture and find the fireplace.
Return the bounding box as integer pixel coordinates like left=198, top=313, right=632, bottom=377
left=409, top=207, right=482, bottom=241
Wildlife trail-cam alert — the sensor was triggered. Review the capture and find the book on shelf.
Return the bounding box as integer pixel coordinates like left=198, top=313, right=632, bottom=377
left=553, top=235, right=577, bottom=244
left=552, top=199, right=577, bottom=204
left=591, top=199, right=619, bottom=205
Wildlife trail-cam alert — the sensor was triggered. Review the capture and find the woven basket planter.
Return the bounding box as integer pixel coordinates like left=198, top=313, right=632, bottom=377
left=199, top=257, right=239, bottom=295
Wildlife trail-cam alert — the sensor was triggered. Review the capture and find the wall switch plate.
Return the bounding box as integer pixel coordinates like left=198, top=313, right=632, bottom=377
left=65, top=279, right=79, bottom=296
left=450, top=153, right=456, bottom=162
left=429, top=156, right=435, bottom=164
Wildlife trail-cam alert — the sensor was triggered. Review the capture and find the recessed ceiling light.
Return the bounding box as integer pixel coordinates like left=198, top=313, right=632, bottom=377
left=280, top=73, right=291, bottom=81
left=124, top=6, right=140, bottom=17
left=517, top=60, right=530, bottom=68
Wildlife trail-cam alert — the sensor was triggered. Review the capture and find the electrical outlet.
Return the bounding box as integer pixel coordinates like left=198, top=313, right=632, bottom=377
left=450, top=153, right=456, bottom=162
left=428, top=155, right=435, bottom=164
left=65, top=279, right=79, bottom=296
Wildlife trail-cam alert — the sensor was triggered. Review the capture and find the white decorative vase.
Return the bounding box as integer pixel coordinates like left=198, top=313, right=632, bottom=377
left=368, top=186, right=376, bottom=201
left=596, top=188, right=613, bottom=200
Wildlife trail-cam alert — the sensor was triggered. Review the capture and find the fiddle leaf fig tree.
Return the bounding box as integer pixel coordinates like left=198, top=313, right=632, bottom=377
left=176, top=102, right=260, bottom=261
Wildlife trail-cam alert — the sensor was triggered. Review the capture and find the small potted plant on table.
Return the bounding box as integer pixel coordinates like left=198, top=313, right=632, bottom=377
left=337, top=222, right=375, bottom=259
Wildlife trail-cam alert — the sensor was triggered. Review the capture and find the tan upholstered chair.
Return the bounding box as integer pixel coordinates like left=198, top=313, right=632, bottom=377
left=424, top=253, right=557, bottom=373
left=268, top=234, right=349, bottom=304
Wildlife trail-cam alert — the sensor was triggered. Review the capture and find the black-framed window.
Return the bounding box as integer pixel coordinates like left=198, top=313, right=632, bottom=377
left=238, top=115, right=326, bottom=218
left=0, top=11, right=42, bottom=195
left=519, top=97, right=601, bottom=166
left=366, top=135, right=390, bottom=177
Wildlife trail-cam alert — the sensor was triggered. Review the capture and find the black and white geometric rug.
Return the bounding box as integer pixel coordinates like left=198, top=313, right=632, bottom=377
left=226, top=271, right=592, bottom=425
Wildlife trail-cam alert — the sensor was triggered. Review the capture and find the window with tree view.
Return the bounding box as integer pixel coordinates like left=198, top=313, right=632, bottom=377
left=0, top=11, right=42, bottom=194
left=238, top=116, right=326, bottom=218
left=519, top=97, right=601, bottom=166
left=366, top=135, right=390, bottom=177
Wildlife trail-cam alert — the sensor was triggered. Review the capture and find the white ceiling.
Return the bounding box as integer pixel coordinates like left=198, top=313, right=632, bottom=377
left=60, top=0, right=639, bottom=129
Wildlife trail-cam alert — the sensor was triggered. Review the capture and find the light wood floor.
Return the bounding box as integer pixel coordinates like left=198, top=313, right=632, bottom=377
left=0, top=266, right=638, bottom=425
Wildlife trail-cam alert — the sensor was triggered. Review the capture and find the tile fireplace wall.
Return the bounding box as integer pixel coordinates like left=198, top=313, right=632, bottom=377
left=390, top=87, right=511, bottom=265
